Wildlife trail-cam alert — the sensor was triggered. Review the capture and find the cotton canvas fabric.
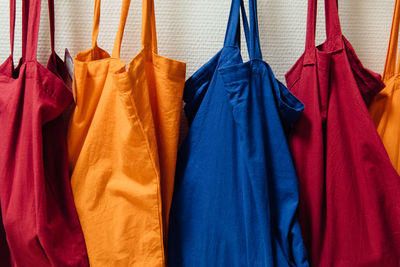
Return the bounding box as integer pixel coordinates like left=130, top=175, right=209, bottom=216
left=370, top=0, right=400, bottom=174
left=0, top=0, right=88, bottom=266
left=67, top=0, right=186, bottom=265
left=168, top=0, right=309, bottom=266
left=286, top=0, right=400, bottom=265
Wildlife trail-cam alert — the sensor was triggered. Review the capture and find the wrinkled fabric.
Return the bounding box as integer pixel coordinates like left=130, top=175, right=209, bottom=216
left=370, top=0, right=400, bottom=174
left=286, top=0, right=400, bottom=266
left=168, top=0, right=309, bottom=266
left=67, top=0, right=185, bottom=265
left=0, top=0, right=88, bottom=266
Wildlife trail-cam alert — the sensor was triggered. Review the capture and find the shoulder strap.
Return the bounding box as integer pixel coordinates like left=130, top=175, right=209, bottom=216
left=9, top=0, right=15, bottom=58
left=112, top=0, right=131, bottom=58
left=11, top=0, right=30, bottom=60
left=141, top=0, right=157, bottom=53
left=224, top=0, right=262, bottom=60
left=383, top=0, right=400, bottom=81
left=112, top=0, right=158, bottom=58
left=10, top=0, right=55, bottom=61
left=224, top=0, right=244, bottom=49
left=24, top=0, right=42, bottom=61
left=48, top=0, right=55, bottom=52
left=248, top=0, right=262, bottom=60
left=21, top=0, right=29, bottom=60
left=91, top=0, right=101, bottom=48
left=9, top=0, right=41, bottom=61
left=305, top=0, right=342, bottom=51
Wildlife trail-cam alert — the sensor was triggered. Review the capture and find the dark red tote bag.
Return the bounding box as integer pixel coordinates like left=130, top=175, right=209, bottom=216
left=0, top=0, right=88, bottom=265
left=286, top=0, right=400, bottom=266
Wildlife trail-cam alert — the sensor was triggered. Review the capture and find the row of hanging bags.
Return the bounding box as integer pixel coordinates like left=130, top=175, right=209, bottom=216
left=370, top=0, right=400, bottom=174
left=168, top=0, right=309, bottom=266
left=67, top=0, right=186, bottom=265
left=286, top=0, right=400, bottom=265
left=0, top=0, right=89, bottom=265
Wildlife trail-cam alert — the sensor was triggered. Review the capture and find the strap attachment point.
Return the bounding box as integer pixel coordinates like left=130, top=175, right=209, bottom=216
left=305, top=0, right=342, bottom=52
left=92, top=0, right=158, bottom=59
left=224, top=0, right=262, bottom=61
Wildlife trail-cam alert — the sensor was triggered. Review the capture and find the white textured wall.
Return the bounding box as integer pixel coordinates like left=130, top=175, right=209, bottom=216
left=0, top=0, right=394, bottom=82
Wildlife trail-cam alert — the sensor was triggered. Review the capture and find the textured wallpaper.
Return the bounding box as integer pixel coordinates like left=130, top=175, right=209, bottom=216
left=0, top=0, right=394, bottom=81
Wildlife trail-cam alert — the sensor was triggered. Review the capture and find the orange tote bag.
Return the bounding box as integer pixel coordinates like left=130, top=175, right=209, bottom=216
left=67, top=0, right=186, bottom=265
left=370, top=0, right=400, bottom=173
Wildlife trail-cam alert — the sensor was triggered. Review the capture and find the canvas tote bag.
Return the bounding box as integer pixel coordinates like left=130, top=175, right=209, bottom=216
left=0, top=0, right=88, bottom=265
left=286, top=0, right=400, bottom=265
left=168, top=0, right=309, bottom=266
left=67, top=0, right=185, bottom=265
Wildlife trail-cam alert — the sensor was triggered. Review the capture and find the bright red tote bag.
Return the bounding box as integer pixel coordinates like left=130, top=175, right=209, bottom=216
left=286, top=0, right=400, bottom=266
left=0, top=0, right=88, bottom=265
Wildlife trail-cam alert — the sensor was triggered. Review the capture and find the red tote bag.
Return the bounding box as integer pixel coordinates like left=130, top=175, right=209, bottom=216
left=0, top=0, right=88, bottom=265
left=286, top=0, right=400, bottom=266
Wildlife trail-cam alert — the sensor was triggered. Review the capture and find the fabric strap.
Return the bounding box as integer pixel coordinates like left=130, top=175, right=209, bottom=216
left=25, top=0, right=42, bottom=61
left=383, top=0, right=400, bottom=80
left=141, top=0, right=157, bottom=54
left=91, top=0, right=101, bottom=48
left=224, top=0, right=262, bottom=60
left=91, top=0, right=158, bottom=59
left=9, top=0, right=29, bottom=59
left=9, top=0, right=15, bottom=58
left=224, top=0, right=249, bottom=51
left=305, top=0, right=342, bottom=51
left=21, top=0, right=28, bottom=59
left=10, top=0, right=56, bottom=60
left=48, top=0, right=56, bottom=53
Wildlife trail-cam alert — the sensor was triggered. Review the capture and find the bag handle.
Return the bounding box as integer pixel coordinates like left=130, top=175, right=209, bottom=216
left=9, top=0, right=15, bottom=58
left=248, top=0, right=261, bottom=60
left=21, top=0, right=29, bottom=60
left=90, top=0, right=158, bottom=58
left=383, top=0, right=400, bottom=80
left=141, top=0, right=157, bottom=53
left=224, top=0, right=262, bottom=60
left=24, top=0, right=42, bottom=61
left=48, top=0, right=56, bottom=53
left=91, top=0, right=101, bottom=48
left=112, top=0, right=131, bottom=58
left=224, top=0, right=249, bottom=50
left=112, top=0, right=158, bottom=58
left=305, top=0, right=342, bottom=51
left=10, top=0, right=47, bottom=61
left=8, top=0, right=59, bottom=63
left=10, top=0, right=29, bottom=59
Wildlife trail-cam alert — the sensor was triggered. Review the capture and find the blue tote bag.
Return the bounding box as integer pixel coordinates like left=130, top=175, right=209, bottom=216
left=168, top=0, right=309, bottom=266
